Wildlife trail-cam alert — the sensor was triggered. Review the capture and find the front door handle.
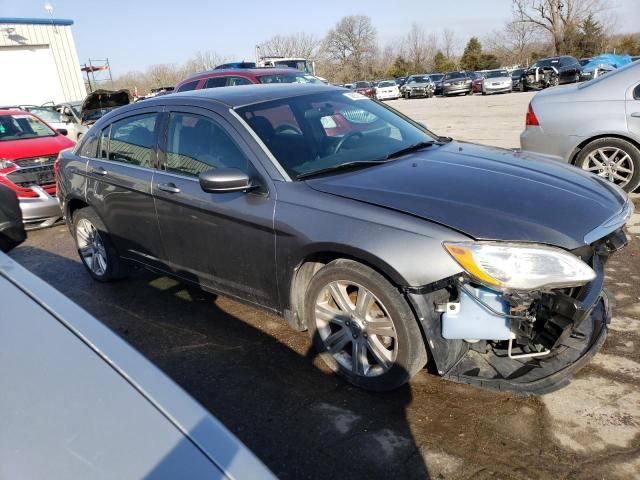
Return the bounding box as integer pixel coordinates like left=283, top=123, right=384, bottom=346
left=631, top=112, right=640, bottom=118
left=157, top=182, right=181, bottom=194
left=90, top=166, right=107, bottom=176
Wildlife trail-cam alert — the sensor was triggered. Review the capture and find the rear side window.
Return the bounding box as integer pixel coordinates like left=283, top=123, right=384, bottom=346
left=176, top=80, right=199, bottom=92
left=228, top=76, right=252, bottom=86
left=79, top=134, right=98, bottom=157
left=107, top=114, right=157, bottom=168
left=164, top=113, right=248, bottom=177
left=204, top=77, right=227, bottom=89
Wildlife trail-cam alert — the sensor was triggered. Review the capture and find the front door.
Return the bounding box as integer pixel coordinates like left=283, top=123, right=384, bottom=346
left=628, top=82, right=640, bottom=139
left=152, top=108, right=277, bottom=308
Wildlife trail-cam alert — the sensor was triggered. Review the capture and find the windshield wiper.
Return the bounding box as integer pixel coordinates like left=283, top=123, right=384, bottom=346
left=385, top=141, right=437, bottom=160
left=296, top=160, right=389, bottom=180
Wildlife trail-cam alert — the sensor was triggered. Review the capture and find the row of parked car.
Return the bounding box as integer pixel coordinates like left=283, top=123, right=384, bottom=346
left=342, top=54, right=639, bottom=102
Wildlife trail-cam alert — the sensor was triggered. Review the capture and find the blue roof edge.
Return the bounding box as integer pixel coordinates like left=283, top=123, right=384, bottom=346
left=0, top=17, right=74, bottom=26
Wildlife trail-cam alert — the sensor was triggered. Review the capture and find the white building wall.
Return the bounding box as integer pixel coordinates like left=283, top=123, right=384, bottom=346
left=0, top=21, right=86, bottom=102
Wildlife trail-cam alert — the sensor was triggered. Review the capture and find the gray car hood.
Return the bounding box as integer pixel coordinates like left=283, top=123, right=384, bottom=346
left=306, top=142, right=626, bottom=250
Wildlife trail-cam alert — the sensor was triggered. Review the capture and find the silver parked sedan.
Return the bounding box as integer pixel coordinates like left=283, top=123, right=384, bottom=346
left=520, top=61, right=640, bottom=192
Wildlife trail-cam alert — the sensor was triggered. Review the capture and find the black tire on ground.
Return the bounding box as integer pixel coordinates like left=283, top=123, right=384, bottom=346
left=304, top=259, right=428, bottom=391
left=574, top=137, right=640, bottom=193
left=520, top=82, right=526, bottom=92
left=404, top=92, right=410, bottom=99
left=72, top=206, right=128, bottom=282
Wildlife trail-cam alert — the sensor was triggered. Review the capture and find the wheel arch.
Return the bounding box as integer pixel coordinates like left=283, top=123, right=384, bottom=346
left=284, top=244, right=410, bottom=331
left=64, top=196, right=89, bottom=231
left=569, top=133, right=640, bottom=165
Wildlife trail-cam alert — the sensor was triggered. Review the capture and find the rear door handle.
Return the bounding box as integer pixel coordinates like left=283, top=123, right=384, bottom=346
left=631, top=112, right=640, bottom=118
left=90, top=166, right=107, bottom=176
left=157, top=182, right=181, bottom=194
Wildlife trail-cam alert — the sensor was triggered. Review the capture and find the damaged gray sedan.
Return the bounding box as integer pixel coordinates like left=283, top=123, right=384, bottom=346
left=57, top=84, right=632, bottom=394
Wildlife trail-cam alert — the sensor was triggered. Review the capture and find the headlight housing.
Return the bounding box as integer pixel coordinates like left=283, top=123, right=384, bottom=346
left=0, top=159, right=17, bottom=170
left=444, top=241, right=596, bottom=291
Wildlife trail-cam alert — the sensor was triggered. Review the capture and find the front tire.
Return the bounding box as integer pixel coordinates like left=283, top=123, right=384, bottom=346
left=304, top=259, right=428, bottom=391
left=575, top=137, right=640, bottom=192
left=73, top=207, right=127, bottom=281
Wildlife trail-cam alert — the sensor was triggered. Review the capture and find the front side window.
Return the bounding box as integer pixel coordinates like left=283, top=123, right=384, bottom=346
left=0, top=114, right=56, bottom=141
left=256, top=73, right=322, bottom=84
left=204, top=77, right=228, bottom=89
left=237, top=91, right=437, bottom=179
left=164, top=113, right=248, bottom=177
left=228, top=76, right=253, bottom=86
left=177, top=80, right=199, bottom=92
left=107, top=114, right=156, bottom=167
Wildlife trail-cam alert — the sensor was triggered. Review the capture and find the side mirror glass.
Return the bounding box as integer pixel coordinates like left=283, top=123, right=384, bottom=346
left=199, top=168, right=252, bottom=193
left=57, top=128, right=68, bottom=136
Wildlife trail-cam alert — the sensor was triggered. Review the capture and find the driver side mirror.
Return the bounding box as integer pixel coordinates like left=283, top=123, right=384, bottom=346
left=199, top=168, right=252, bottom=193
left=56, top=128, right=68, bottom=136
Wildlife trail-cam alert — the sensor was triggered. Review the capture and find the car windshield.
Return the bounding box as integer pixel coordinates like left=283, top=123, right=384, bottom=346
left=430, top=74, right=443, bottom=82
left=257, top=73, right=323, bottom=84
left=236, top=90, right=438, bottom=180
left=355, top=82, right=371, bottom=88
left=83, top=107, right=117, bottom=123
left=0, top=114, right=56, bottom=141
left=409, top=76, right=426, bottom=83
left=273, top=60, right=311, bottom=74
left=532, top=58, right=558, bottom=68
left=378, top=81, right=396, bottom=87
left=485, top=70, right=509, bottom=78
left=24, top=107, right=61, bottom=124
left=511, top=69, right=525, bottom=76
left=445, top=72, right=466, bottom=80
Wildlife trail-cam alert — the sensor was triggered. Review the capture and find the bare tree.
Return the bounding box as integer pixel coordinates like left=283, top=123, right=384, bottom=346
left=405, top=24, right=436, bottom=72
left=183, top=50, right=228, bottom=73
left=486, top=19, right=543, bottom=66
left=513, top=0, right=610, bottom=54
left=259, top=33, right=320, bottom=59
left=323, top=15, right=378, bottom=79
left=441, top=28, right=458, bottom=58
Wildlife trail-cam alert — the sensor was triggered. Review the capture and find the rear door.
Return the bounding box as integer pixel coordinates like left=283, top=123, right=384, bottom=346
left=85, top=107, right=165, bottom=266
left=152, top=106, right=277, bottom=307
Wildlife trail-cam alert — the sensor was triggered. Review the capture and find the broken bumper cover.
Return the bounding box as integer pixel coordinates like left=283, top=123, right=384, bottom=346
left=407, top=244, right=618, bottom=395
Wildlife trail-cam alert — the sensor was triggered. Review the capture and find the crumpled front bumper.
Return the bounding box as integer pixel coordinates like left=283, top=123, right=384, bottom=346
left=406, top=231, right=624, bottom=395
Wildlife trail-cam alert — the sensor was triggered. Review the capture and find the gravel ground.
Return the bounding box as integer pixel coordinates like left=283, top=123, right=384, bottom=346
left=10, top=92, right=640, bottom=479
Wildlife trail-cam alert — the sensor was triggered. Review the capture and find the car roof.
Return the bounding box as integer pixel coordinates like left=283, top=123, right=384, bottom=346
left=0, top=109, right=32, bottom=116
left=153, top=83, right=342, bottom=108
left=182, top=67, right=305, bottom=82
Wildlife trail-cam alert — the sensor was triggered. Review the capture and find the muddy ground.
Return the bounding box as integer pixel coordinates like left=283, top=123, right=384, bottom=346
left=10, top=93, right=640, bottom=479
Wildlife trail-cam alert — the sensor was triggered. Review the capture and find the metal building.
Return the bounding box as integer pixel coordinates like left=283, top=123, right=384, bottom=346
left=0, top=17, right=86, bottom=105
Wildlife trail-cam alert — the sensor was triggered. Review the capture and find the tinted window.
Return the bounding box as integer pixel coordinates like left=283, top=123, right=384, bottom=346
left=444, top=72, right=466, bottom=80
left=378, top=81, right=396, bottom=87
left=257, top=73, right=322, bottom=84
left=108, top=114, right=156, bottom=167
left=164, top=113, right=247, bottom=177
left=228, top=76, right=253, bottom=86
left=176, top=80, right=199, bottom=92
left=634, top=84, right=640, bottom=99
left=204, top=77, right=228, bottom=89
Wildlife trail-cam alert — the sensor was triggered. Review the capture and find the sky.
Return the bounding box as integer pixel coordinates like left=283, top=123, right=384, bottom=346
left=1, top=0, right=639, bottom=76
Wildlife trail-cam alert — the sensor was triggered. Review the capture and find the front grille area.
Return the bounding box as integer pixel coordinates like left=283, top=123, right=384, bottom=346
left=7, top=163, right=55, bottom=188
left=15, top=155, right=57, bottom=168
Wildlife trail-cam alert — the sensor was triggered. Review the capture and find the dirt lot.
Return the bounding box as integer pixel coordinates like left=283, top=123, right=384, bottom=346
left=10, top=92, right=640, bottom=479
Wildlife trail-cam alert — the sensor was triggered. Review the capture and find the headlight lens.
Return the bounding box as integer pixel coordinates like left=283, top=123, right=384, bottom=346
left=0, top=159, right=17, bottom=170
left=444, top=242, right=596, bottom=290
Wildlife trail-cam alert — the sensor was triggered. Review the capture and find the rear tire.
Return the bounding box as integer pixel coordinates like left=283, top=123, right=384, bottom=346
left=574, top=137, right=640, bottom=192
left=73, top=207, right=127, bottom=282
left=304, top=259, right=428, bottom=391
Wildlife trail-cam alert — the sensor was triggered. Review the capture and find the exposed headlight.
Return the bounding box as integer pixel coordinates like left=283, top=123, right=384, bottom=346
left=444, top=241, right=596, bottom=290
left=0, top=159, right=17, bottom=170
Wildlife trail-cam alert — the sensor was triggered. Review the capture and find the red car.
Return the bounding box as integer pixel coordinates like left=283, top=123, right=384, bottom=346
left=0, top=110, right=75, bottom=228
left=174, top=68, right=323, bottom=92
left=352, top=81, right=375, bottom=97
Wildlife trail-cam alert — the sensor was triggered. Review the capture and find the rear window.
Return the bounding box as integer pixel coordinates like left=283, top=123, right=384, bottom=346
left=444, top=72, right=466, bottom=80
left=378, top=81, right=396, bottom=87
left=176, top=80, right=199, bottom=92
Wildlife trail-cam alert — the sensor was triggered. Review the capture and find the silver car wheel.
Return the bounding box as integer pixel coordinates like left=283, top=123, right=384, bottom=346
left=314, top=281, right=398, bottom=377
left=583, top=147, right=635, bottom=188
left=76, top=218, right=108, bottom=276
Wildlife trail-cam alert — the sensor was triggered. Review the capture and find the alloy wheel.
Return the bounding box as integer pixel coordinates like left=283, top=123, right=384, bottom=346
left=314, top=281, right=398, bottom=377
left=76, top=218, right=108, bottom=276
left=583, top=147, right=635, bottom=188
